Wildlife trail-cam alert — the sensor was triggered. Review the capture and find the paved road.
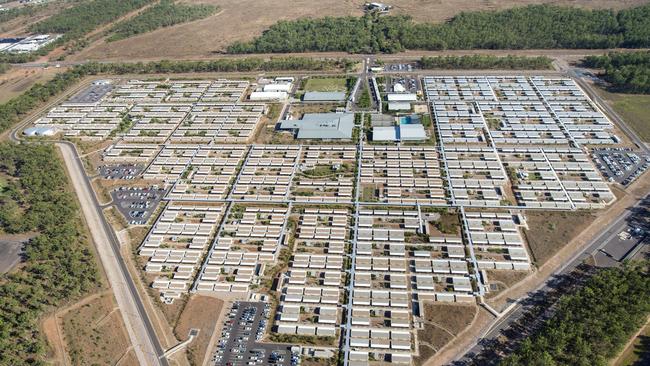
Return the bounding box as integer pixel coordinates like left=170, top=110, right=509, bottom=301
left=7, top=77, right=168, bottom=365
left=57, top=142, right=168, bottom=366
left=453, top=194, right=650, bottom=365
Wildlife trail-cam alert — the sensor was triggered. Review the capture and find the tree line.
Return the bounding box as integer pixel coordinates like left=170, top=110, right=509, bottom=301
left=227, top=4, right=650, bottom=54
left=0, top=143, right=100, bottom=364
left=582, top=51, right=650, bottom=94
left=419, top=55, right=552, bottom=70
left=500, top=262, right=650, bottom=366
left=0, top=54, right=352, bottom=363
left=20, top=0, right=155, bottom=61
left=0, top=2, right=39, bottom=24
left=107, top=0, right=217, bottom=42
left=29, top=0, right=154, bottom=39
left=0, top=57, right=352, bottom=134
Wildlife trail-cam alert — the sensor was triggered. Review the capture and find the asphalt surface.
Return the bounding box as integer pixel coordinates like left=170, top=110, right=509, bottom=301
left=99, top=163, right=143, bottom=180
left=58, top=142, right=168, bottom=366
left=591, top=148, right=649, bottom=186
left=216, top=301, right=292, bottom=366
left=111, top=186, right=166, bottom=225
left=68, top=83, right=113, bottom=103
left=0, top=239, right=23, bottom=274
left=454, top=194, right=650, bottom=365
left=7, top=79, right=168, bottom=365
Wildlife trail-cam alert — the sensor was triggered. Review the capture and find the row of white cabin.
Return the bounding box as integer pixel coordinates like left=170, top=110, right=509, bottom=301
left=425, top=76, right=618, bottom=146
left=139, top=203, right=225, bottom=299
left=194, top=205, right=289, bottom=295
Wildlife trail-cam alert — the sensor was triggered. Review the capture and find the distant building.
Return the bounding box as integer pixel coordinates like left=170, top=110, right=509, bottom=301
left=386, top=93, right=417, bottom=102
left=263, top=83, right=292, bottom=93
left=0, top=34, right=60, bottom=53
left=302, top=92, right=347, bottom=103
left=393, top=83, right=406, bottom=93
left=364, top=2, right=392, bottom=13
left=249, top=91, right=287, bottom=101
left=388, top=102, right=412, bottom=111
left=279, top=113, right=354, bottom=140
left=372, top=124, right=426, bottom=142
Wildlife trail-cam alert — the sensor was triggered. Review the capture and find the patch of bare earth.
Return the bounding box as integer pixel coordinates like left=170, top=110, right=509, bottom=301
left=41, top=315, right=66, bottom=366
left=523, top=210, right=597, bottom=266
left=0, top=67, right=68, bottom=104
left=413, top=302, right=478, bottom=366
left=174, top=295, right=225, bottom=366
left=72, top=0, right=647, bottom=61
left=60, top=292, right=132, bottom=366
left=484, top=270, right=530, bottom=299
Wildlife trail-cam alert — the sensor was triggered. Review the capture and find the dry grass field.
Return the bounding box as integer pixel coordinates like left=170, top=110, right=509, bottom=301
left=72, top=0, right=648, bottom=61
left=523, top=210, right=597, bottom=265
left=414, top=302, right=478, bottom=365
left=0, top=67, right=67, bottom=103
left=174, top=295, right=225, bottom=366
left=61, top=292, right=134, bottom=366
left=0, top=2, right=72, bottom=38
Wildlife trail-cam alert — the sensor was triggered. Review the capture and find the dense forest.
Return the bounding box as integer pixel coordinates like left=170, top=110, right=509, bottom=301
left=419, top=55, right=552, bottom=70
left=582, top=51, right=650, bottom=94
left=0, top=57, right=351, bottom=134
left=29, top=0, right=154, bottom=40
left=107, top=0, right=217, bottom=42
left=0, top=143, right=100, bottom=364
left=228, top=4, right=650, bottom=54
left=500, top=263, right=650, bottom=366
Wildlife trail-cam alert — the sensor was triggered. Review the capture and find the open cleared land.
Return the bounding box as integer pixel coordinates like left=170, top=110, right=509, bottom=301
left=174, top=295, right=225, bottom=366
left=303, top=77, right=348, bottom=92
left=61, top=293, right=132, bottom=366
left=594, top=89, right=650, bottom=142
left=523, top=211, right=597, bottom=265
left=414, top=302, right=478, bottom=365
left=0, top=67, right=67, bottom=103
left=71, top=0, right=647, bottom=61
left=0, top=2, right=72, bottom=38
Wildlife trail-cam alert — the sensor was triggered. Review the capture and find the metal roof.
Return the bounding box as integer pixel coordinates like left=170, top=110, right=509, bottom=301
left=302, top=91, right=347, bottom=102
left=280, top=113, right=354, bottom=139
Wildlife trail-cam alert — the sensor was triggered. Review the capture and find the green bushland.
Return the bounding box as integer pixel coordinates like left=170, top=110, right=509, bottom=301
left=0, top=3, right=40, bottom=24
left=0, top=57, right=353, bottom=134
left=419, top=55, right=553, bottom=70
left=18, top=0, right=155, bottom=62
left=582, top=51, right=650, bottom=94
left=357, top=83, right=371, bottom=108
left=0, top=143, right=101, bottom=365
left=227, top=4, right=650, bottom=54
left=501, top=263, right=650, bottom=366
left=107, top=0, right=217, bottom=42
left=29, top=0, right=154, bottom=39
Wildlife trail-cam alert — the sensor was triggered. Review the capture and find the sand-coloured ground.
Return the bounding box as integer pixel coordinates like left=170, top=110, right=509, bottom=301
left=72, top=0, right=648, bottom=61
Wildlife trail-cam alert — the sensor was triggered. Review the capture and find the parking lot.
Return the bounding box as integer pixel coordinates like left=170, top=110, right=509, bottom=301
left=384, top=63, right=416, bottom=72
left=591, top=148, right=650, bottom=185
left=68, top=82, right=113, bottom=103
left=99, top=164, right=143, bottom=180
left=111, top=186, right=166, bottom=225
left=386, top=75, right=419, bottom=93
left=214, top=301, right=298, bottom=366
